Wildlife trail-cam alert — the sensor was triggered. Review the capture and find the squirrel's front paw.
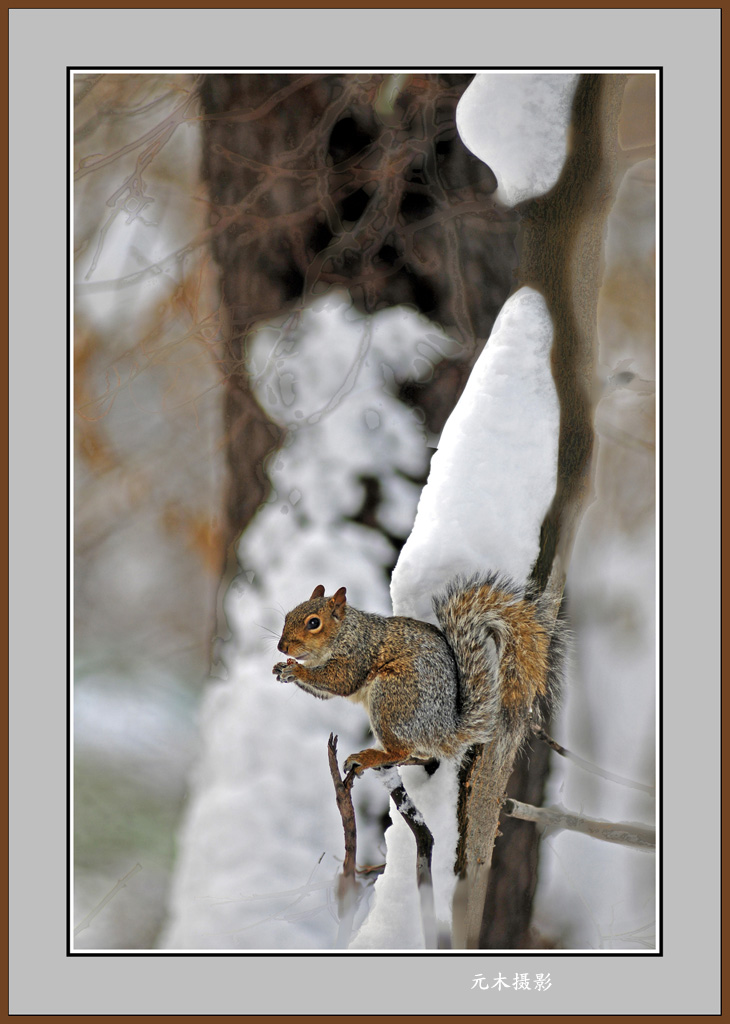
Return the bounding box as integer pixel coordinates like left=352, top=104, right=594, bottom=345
left=273, top=659, right=299, bottom=683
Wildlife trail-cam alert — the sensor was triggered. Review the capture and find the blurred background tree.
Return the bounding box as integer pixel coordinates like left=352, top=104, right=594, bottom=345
left=74, top=74, right=225, bottom=947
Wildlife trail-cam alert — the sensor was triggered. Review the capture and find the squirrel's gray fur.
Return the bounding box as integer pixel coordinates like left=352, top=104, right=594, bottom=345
left=273, top=573, right=568, bottom=771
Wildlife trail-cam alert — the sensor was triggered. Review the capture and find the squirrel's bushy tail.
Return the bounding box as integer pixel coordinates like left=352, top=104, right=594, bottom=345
left=432, top=572, right=567, bottom=755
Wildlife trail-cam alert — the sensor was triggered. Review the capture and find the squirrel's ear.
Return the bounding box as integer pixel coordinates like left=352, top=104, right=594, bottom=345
left=331, top=586, right=347, bottom=619
left=310, top=585, right=325, bottom=600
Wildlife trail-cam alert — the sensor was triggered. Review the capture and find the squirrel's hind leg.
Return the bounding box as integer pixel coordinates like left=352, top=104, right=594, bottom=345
left=343, top=746, right=438, bottom=776
left=343, top=745, right=412, bottom=776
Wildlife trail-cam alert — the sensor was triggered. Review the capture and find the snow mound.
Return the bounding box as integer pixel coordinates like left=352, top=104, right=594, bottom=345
left=456, top=73, right=579, bottom=206
left=391, top=286, right=559, bottom=622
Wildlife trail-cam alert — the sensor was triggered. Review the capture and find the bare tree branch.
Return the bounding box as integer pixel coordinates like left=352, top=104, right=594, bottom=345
left=531, top=723, right=655, bottom=794
left=502, top=798, right=655, bottom=851
left=326, top=734, right=359, bottom=948
left=74, top=863, right=143, bottom=936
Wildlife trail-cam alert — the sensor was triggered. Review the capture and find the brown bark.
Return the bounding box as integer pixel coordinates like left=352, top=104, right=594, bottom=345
left=326, top=735, right=358, bottom=913
left=460, top=73, right=628, bottom=949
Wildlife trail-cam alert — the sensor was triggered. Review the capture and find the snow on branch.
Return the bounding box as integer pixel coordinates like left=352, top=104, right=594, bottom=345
left=391, top=286, right=559, bottom=621
left=377, top=767, right=439, bottom=950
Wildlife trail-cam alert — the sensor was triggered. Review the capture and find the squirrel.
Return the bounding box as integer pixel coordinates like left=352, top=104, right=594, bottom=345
left=273, top=573, right=567, bottom=775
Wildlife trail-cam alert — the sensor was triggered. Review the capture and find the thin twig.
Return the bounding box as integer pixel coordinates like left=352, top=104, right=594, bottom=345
left=502, top=797, right=655, bottom=851
left=73, top=863, right=143, bottom=936
left=531, top=723, right=654, bottom=794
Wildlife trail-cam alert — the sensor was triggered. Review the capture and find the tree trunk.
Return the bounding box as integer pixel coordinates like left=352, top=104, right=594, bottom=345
left=457, top=73, right=628, bottom=948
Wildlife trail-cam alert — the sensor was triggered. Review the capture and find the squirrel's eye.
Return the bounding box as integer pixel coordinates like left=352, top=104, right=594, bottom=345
left=305, top=616, right=321, bottom=631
